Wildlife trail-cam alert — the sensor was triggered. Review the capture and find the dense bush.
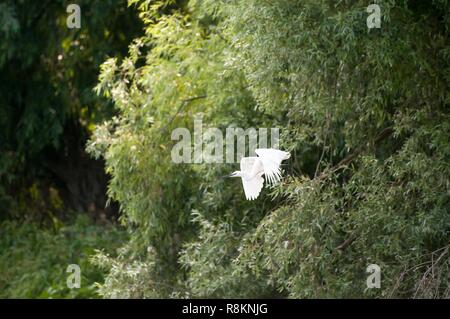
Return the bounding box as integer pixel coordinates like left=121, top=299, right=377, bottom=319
left=0, top=215, right=126, bottom=298
left=89, top=0, right=449, bottom=298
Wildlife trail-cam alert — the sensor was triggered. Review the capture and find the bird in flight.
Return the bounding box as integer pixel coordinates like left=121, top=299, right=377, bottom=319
left=228, top=148, right=291, bottom=200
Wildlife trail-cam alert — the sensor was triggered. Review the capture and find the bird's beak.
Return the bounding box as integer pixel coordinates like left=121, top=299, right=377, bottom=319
left=221, top=173, right=233, bottom=179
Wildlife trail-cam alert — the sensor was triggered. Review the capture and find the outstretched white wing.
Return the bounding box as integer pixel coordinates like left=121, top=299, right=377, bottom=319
left=255, top=148, right=290, bottom=185
left=240, top=157, right=264, bottom=200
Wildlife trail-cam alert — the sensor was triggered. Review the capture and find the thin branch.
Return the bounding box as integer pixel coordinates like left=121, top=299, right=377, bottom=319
left=336, top=234, right=357, bottom=251
left=413, top=246, right=449, bottom=298
left=160, top=95, right=207, bottom=133
left=314, top=112, right=330, bottom=178
left=317, top=126, right=394, bottom=181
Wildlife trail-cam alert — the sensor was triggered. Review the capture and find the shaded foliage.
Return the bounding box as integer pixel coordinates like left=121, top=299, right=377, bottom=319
left=0, top=0, right=141, bottom=219
left=0, top=215, right=126, bottom=298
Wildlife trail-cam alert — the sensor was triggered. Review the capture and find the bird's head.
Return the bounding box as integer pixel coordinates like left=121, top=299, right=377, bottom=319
left=227, top=171, right=242, bottom=178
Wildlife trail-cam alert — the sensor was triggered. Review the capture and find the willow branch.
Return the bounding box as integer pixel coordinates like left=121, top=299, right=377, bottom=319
left=317, top=126, right=394, bottom=181
left=160, top=95, right=207, bottom=134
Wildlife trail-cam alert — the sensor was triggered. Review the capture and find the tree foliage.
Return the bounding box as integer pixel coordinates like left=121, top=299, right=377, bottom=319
left=89, top=0, right=449, bottom=298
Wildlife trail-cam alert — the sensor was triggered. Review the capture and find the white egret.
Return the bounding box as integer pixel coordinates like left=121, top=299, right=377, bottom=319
left=228, top=148, right=291, bottom=200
